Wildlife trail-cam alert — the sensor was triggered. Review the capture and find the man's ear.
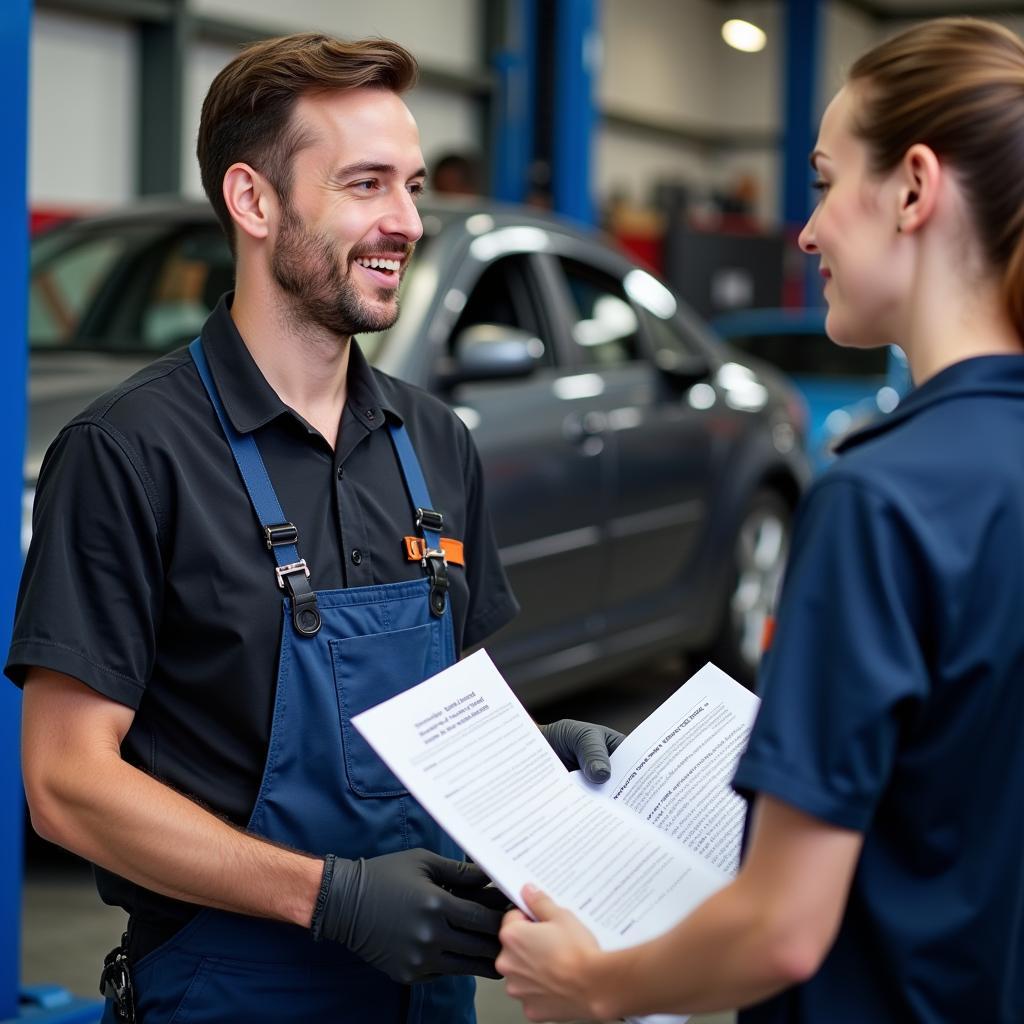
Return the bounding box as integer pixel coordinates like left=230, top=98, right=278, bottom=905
left=222, top=162, right=276, bottom=242
left=897, top=143, right=940, bottom=235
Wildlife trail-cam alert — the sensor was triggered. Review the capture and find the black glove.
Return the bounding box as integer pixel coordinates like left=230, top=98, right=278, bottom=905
left=310, top=848, right=506, bottom=983
left=538, top=719, right=625, bottom=783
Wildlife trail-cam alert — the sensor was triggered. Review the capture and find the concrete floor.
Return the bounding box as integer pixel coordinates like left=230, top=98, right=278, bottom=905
left=20, top=655, right=735, bottom=1024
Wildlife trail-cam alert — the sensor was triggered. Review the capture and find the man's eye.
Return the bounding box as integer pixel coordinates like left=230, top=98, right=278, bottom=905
left=353, top=180, right=378, bottom=192
left=811, top=179, right=830, bottom=194
left=408, top=182, right=426, bottom=198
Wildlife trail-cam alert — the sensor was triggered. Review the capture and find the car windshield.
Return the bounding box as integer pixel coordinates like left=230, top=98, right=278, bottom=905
left=30, top=221, right=171, bottom=350
left=725, top=330, right=888, bottom=379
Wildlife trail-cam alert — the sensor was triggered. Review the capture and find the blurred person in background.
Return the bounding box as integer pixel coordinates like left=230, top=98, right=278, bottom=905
left=431, top=150, right=483, bottom=196
left=9, top=32, right=620, bottom=1024
left=498, top=18, right=1024, bottom=1024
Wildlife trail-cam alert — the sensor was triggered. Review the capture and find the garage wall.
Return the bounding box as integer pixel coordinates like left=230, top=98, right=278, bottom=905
left=31, top=2, right=1024, bottom=226
left=30, top=9, right=137, bottom=208
left=597, top=0, right=893, bottom=226
left=189, top=0, right=483, bottom=76
left=34, top=0, right=485, bottom=209
left=598, top=0, right=782, bottom=223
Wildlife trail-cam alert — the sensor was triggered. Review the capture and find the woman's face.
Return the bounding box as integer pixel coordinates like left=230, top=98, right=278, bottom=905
left=799, top=86, right=907, bottom=349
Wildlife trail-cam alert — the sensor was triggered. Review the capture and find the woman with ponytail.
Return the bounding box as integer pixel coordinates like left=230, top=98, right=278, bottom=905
left=498, top=18, right=1024, bottom=1024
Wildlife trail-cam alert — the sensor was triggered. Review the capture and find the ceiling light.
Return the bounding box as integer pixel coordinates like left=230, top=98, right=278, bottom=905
left=722, top=18, right=766, bottom=53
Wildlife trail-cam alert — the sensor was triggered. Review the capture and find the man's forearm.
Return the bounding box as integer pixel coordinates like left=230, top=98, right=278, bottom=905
left=36, top=754, right=322, bottom=925
left=22, top=670, right=322, bottom=928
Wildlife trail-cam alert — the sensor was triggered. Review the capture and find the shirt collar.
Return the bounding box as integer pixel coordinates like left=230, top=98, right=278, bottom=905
left=835, top=354, right=1024, bottom=455
left=199, top=293, right=401, bottom=436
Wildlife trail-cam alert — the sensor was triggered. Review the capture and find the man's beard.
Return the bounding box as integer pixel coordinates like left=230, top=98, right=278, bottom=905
left=270, top=203, right=410, bottom=337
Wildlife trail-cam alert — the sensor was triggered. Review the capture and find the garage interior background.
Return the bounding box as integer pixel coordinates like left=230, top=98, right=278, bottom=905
left=6, top=0, right=1024, bottom=1021
left=28, top=0, right=1024, bottom=308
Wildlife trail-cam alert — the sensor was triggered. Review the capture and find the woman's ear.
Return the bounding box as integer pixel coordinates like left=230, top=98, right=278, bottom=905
left=897, top=143, right=940, bottom=235
left=222, top=163, right=276, bottom=243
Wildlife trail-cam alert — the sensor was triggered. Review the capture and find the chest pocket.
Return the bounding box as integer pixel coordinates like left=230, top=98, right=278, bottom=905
left=330, top=622, right=444, bottom=797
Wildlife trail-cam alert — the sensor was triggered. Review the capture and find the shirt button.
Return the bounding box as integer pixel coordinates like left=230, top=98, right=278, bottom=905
left=337, top=466, right=344, bottom=480
left=366, top=409, right=376, bottom=420
left=351, top=549, right=363, bottom=566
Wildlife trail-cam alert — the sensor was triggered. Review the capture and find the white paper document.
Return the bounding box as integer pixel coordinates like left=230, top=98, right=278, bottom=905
left=353, top=651, right=759, bottom=1024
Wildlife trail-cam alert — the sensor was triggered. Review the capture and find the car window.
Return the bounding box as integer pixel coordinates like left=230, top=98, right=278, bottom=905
left=139, top=231, right=234, bottom=350
left=30, top=226, right=151, bottom=348
left=640, top=307, right=701, bottom=366
left=558, top=258, right=640, bottom=368
left=450, top=255, right=554, bottom=366
left=726, top=331, right=888, bottom=379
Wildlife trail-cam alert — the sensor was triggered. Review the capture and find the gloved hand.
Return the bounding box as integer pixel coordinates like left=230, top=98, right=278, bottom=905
left=310, top=848, right=506, bottom=983
left=538, top=719, right=625, bottom=783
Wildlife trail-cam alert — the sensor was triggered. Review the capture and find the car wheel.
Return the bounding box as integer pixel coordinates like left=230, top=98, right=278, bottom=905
left=708, top=489, right=791, bottom=687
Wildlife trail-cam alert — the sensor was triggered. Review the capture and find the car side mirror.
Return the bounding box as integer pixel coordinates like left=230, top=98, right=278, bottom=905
left=437, top=324, right=544, bottom=387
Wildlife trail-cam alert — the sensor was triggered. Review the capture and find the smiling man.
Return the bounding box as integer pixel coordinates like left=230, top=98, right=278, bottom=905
left=6, top=35, right=537, bottom=1024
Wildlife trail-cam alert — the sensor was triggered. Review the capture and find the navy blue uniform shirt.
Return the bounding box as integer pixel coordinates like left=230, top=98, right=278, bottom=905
left=7, top=296, right=518, bottom=950
left=733, top=355, right=1024, bottom=1024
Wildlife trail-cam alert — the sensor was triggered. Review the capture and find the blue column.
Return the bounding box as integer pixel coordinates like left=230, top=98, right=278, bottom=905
left=781, top=0, right=822, bottom=305
left=491, top=0, right=537, bottom=204
left=0, top=1, right=30, bottom=1019
left=552, top=0, right=598, bottom=226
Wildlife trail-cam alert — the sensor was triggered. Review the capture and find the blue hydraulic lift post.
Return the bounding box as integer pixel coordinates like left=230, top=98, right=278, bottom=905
left=552, top=0, right=598, bottom=226
left=491, top=0, right=536, bottom=203
left=782, top=0, right=822, bottom=306
left=0, top=0, right=31, bottom=1019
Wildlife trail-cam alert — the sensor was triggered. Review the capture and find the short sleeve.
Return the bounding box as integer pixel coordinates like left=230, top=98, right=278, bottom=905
left=5, top=422, right=164, bottom=707
left=457, top=424, right=519, bottom=649
left=732, top=475, right=930, bottom=831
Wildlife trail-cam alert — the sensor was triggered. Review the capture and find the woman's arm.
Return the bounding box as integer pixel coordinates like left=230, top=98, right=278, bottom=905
left=498, top=795, right=864, bottom=1021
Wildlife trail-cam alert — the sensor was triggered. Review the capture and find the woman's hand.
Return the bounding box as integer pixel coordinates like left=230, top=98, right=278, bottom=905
left=497, top=884, right=606, bottom=1022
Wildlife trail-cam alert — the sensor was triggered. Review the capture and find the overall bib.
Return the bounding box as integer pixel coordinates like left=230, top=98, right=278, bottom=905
left=102, top=339, right=474, bottom=1024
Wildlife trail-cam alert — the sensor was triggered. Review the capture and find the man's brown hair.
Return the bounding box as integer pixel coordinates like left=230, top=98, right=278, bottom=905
left=197, top=33, right=418, bottom=253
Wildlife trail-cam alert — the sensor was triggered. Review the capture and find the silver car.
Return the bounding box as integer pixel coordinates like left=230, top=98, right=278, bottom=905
left=28, top=198, right=810, bottom=695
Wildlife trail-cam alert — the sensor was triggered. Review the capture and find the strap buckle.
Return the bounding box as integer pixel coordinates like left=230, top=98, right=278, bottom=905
left=264, top=522, right=298, bottom=549
left=416, top=507, right=444, bottom=532
left=275, top=560, right=310, bottom=589
left=420, top=547, right=447, bottom=568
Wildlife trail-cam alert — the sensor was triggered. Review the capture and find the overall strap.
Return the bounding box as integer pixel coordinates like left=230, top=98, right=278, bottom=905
left=189, top=338, right=321, bottom=637
left=387, top=422, right=449, bottom=617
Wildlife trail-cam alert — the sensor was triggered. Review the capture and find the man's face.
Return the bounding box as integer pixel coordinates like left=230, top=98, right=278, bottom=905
left=270, top=88, right=426, bottom=338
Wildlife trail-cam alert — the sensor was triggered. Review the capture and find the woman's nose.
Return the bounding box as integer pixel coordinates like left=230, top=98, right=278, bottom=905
left=798, top=214, right=818, bottom=255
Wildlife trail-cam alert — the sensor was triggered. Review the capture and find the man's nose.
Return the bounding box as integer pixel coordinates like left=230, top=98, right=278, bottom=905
left=381, top=188, right=423, bottom=243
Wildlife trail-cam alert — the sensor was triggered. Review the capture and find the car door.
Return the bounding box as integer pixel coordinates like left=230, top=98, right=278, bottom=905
left=435, top=247, right=607, bottom=686
left=544, top=252, right=716, bottom=641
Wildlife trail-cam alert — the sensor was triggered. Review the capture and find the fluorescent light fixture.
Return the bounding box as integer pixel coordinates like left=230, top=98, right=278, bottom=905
left=722, top=18, right=766, bottom=53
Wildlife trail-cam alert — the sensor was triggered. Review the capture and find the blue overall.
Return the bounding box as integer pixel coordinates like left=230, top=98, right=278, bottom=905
left=102, top=339, right=474, bottom=1023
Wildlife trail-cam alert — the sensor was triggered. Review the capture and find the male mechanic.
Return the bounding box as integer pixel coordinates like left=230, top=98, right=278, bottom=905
left=8, top=34, right=620, bottom=1024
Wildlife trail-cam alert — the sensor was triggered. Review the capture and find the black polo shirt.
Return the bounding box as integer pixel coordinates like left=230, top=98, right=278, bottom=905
left=7, top=295, right=517, bottom=933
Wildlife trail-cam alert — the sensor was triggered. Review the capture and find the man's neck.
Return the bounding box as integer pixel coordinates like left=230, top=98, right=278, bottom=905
left=230, top=278, right=350, bottom=449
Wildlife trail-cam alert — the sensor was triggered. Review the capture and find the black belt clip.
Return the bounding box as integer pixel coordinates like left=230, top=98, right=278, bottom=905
left=423, top=549, right=449, bottom=617
left=416, top=508, right=448, bottom=616
left=100, top=932, right=136, bottom=1023
left=276, top=559, right=322, bottom=638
